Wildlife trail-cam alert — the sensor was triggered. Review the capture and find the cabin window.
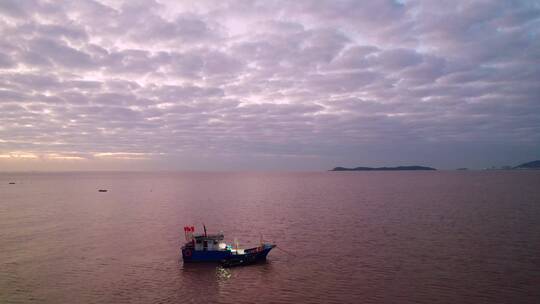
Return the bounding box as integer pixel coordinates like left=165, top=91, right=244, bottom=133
left=196, top=240, right=201, bottom=244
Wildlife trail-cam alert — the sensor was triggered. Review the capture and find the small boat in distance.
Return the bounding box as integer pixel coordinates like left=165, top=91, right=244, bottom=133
left=98, top=189, right=108, bottom=192
left=181, top=225, right=275, bottom=267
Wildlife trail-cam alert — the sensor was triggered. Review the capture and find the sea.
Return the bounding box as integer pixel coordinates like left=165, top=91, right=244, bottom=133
left=1, top=171, right=539, bottom=304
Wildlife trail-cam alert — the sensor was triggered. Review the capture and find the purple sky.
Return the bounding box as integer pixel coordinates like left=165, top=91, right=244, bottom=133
left=0, top=0, right=539, bottom=171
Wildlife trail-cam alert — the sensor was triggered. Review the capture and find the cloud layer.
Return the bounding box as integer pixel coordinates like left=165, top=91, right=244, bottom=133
left=1, top=0, right=539, bottom=170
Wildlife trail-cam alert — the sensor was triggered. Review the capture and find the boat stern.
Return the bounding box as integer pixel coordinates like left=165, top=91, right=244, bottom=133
left=181, top=246, right=194, bottom=262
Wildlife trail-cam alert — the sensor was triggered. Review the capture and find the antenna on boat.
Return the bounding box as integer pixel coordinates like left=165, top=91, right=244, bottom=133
left=203, top=224, right=207, bottom=237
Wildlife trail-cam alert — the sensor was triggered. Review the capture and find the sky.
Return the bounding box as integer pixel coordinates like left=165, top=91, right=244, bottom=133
left=0, top=0, right=539, bottom=171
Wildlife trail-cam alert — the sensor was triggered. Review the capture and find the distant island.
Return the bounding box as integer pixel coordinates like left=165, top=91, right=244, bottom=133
left=514, top=160, right=540, bottom=170
left=330, top=160, right=540, bottom=171
left=331, top=165, right=436, bottom=171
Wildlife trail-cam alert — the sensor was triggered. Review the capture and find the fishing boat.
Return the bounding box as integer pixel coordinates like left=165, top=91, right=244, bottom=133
left=181, top=225, right=275, bottom=267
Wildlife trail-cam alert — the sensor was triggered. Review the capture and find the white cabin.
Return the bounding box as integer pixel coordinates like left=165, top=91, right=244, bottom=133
left=193, top=233, right=227, bottom=251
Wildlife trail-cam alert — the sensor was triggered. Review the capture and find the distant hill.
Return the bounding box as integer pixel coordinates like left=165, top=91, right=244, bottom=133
left=331, top=165, right=436, bottom=171
left=513, top=160, right=540, bottom=170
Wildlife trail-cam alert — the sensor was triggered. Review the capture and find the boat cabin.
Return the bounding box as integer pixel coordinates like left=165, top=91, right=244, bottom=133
left=192, top=233, right=227, bottom=251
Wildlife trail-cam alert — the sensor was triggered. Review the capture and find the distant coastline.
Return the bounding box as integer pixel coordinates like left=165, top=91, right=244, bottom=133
left=331, top=165, right=436, bottom=171
left=513, top=160, right=540, bottom=170
left=330, top=159, right=540, bottom=171
left=479, top=160, right=540, bottom=170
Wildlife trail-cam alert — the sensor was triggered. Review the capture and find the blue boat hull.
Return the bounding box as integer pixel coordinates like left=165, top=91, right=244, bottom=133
left=182, top=249, right=231, bottom=262
left=182, top=244, right=275, bottom=264
left=221, top=247, right=274, bottom=267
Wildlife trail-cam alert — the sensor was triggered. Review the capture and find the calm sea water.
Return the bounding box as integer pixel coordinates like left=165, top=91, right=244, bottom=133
left=1, top=171, right=539, bottom=303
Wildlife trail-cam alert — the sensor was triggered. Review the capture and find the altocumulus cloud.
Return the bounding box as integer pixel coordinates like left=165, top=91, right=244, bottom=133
left=0, top=0, right=539, bottom=170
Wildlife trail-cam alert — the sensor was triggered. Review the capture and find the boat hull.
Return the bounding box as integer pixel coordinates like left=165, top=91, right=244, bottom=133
left=182, top=244, right=275, bottom=264
left=221, top=246, right=274, bottom=267
left=182, top=248, right=230, bottom=262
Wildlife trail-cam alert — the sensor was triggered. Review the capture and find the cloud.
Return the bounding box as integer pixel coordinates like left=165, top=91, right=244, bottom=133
left=0, top=0, right=539, bottom=170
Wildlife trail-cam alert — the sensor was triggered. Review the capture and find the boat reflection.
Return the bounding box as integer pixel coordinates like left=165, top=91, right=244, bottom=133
left=182, top=263, right=232, bottom=282
left=178, top=259, right=275, bottom=302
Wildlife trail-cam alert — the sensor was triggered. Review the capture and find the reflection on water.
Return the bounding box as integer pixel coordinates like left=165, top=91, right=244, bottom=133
left=180, top=263, right=234, bottom=285
left=1, top=171, right=540, bottom=303
left=178, top=260, right=274, bottom=302
left=216, top=266, right=232, bottom=282
left=179, top=263, right=224, bottom=303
